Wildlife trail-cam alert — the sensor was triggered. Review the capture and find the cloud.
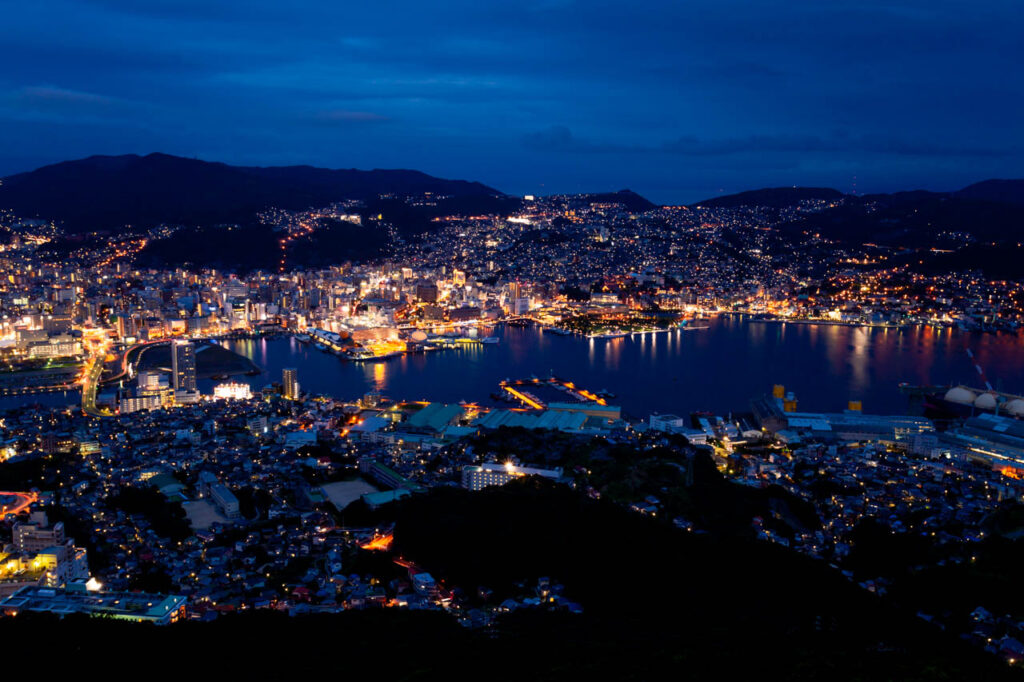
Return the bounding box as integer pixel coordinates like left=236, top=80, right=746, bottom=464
left=663, top=133, right=1010, bottom=158
left=524, top=127, right=1012, bottom=160
left=313, top=109, right=392, bottom=123
left=16, top=85, right=116, bottom=106
left=522, top=126, right=640, bottom=153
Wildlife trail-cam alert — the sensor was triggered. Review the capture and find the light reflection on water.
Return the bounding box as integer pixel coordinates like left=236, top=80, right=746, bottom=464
left=6, top=319, right=1024, bottom=417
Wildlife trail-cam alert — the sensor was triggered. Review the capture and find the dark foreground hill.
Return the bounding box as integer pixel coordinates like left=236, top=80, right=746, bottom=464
left=0, top=478, right=1016, bottom=680
left=0, top=153, right=506, bottom=233
left=1, top=426, right=1020, bottom=682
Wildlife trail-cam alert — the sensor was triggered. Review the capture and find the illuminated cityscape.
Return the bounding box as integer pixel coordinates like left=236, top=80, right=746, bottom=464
left=0, top=0, right=1023, bottom=679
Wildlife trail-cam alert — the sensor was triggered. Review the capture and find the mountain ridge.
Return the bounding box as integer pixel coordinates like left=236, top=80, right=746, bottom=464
left=697, top=179, right=1024, bottom=209
left=696, top=186, right=844, bottom=208
left=0, top=153, right=506, bottom=233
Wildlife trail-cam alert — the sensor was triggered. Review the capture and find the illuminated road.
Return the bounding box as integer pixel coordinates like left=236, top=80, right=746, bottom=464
left=81, top=330, right=114, bottom=417
left=0, top=491, right=37, bottom=517
left=81, top=349, right=107, bottom=416
left=360, top=533, right=394, bottom=551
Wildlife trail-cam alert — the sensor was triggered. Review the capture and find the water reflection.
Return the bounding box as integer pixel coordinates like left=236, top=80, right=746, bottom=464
left=139, top=321, right=1024, bottom=419
left=849, top=328, right=869, bottom=395
left=605, top=337, right=622, bottom=369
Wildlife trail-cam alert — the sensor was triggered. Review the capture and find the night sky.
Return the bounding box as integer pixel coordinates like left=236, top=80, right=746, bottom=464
left=1, top=0, right=1021, bottom=203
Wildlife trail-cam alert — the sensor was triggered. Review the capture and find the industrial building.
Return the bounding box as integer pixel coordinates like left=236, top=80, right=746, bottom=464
left=781, top=411, right=935, bottom=443
left=475, top=402, right=622, bottom=433
left=404, top=402, right=465, bottom=432
left=1, top=585, right=187, bottom=625
left=941, top=413, right=1024, bottom=472
left=647, top=414, right=710, bottom=444
left=752, top=386, right=934, bottom=444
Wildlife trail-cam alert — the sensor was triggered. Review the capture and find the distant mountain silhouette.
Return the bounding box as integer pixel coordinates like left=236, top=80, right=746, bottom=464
left=780, top=189, right=1024, bottom=248
left=696, top=186, right=844, bottom=208
left=0, top=153, right=505, bottom=232
left=954, top=179, right=1024, bottom=206
left=693, top=181, right=1024, bottom=254
left=574, top=189, right=659, bottom=212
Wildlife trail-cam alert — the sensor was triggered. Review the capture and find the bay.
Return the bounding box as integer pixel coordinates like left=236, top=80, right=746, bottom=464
left=3, top=318, right=1022, bottom=418
left=208, top=318, right=1024, bottom=418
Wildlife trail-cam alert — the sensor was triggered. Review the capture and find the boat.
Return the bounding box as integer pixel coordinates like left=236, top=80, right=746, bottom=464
left=295, top=334, right=311, bottom=343
left=480, top=336, right=499, bottom=344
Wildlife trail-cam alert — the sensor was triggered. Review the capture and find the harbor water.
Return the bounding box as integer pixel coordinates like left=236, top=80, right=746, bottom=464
left=4, top=318, right=1024, bottom=418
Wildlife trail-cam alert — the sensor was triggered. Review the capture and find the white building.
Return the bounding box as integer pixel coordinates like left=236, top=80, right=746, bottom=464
left=213, top=382, right=252, bottom=400
left=210, top=483, right=240, bottom=519
left=120, top=395, right=163, bottom=415
left=461, top=462, right=562, bottom=491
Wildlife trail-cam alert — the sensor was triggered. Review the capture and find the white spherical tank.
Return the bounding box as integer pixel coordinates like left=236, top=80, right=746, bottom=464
left=974, top=393, right=998, bottom=410
left=1004, top=399, right=1024, bottom=417
left=944, top=387, right=977, bottom=405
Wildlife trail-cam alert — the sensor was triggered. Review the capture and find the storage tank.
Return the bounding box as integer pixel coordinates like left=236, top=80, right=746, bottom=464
left=974, top=393, right=998, bottom=410
left=1004, top=399, right=1024, bottom=417
left=944, top=387, right=977, bottom=405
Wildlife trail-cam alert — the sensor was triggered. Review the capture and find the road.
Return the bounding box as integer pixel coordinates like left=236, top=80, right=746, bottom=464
left=0, top=491, right=38, bottom=517
left=81, top=330, right=114, bottom=417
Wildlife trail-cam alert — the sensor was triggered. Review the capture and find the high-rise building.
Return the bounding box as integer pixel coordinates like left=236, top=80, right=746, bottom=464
left=282, top=367, right=299, bottom=400
left=171, top=340, right=196, bottom=392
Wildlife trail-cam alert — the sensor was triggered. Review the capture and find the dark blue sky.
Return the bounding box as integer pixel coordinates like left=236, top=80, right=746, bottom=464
left=1, top=0, right=1021, bottom=203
